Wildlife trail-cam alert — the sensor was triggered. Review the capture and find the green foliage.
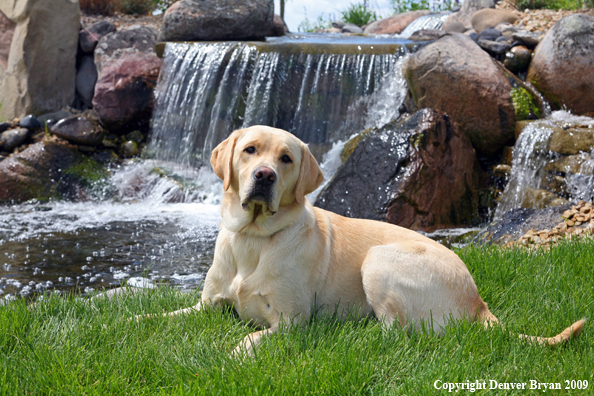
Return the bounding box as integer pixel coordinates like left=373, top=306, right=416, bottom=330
left=515, top=0, right=590, bottom=9
left=298, top=12, right=332, bottom=33
left=390, top=0, right=459, bottom=13
left=339, top=3, right=377, bottom=26
left=511, top=87, right=541, bottom=120
left=1, top=239, right=593, bottom=394
left=117, top=0, right=153, bottom=15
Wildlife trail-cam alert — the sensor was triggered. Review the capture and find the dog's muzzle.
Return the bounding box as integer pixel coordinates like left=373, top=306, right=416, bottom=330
left=242, top=166, right=277, bottom=215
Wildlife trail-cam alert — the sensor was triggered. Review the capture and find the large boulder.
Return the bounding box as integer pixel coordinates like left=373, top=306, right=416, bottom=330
left=443, top=0, right=496, bottom=29
left=315, top=109, right=484, bottom=232
left=363, top=10, right=431, bottom=35
left=403, top=33, right=543, bottom=157
left=0, top=139, right=106, bottom=203
left=527, top=14, right=594, bottom=115
left=159, top=0, right=274, bottom=42
left=79, top=20, right=116, bottom=54
left=0, top=0, right=80, bottom=120
left=471, top=9, right=518, bottom=32
left=92, top=26, right=161, bottom=134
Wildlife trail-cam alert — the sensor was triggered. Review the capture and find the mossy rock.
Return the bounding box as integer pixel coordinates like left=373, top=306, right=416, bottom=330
left=510, top=87, right=541, bottom=121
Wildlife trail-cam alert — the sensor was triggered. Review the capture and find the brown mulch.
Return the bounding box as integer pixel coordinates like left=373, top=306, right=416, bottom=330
left=81, top=12, right=163, bottom=31
left=497, top=0, right=594, bottom=32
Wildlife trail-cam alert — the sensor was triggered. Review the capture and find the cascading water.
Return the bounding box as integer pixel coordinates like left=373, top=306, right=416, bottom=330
left=399, top=12, right=451, bottom=38
left=0, top=34, right=413, bottom=300
left=495, top=111, right=594, bottom=219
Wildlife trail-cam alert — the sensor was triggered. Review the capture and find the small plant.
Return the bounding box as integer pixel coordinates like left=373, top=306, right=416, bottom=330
left=298, top=9, right=332, bottom=32
left=339, top=3, right=377, bottom=26
left=390, top=0, right=461, bottom=13
left=515, top=0, right=588, bottom=9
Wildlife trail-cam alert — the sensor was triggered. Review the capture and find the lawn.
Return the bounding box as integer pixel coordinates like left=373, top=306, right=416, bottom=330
left=1, top=239, right=592, bottom=395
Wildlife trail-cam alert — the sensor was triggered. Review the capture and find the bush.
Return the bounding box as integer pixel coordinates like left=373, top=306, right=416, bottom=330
left=340, top=3, right=377, bottom=26
left=79, top=0, right=117, bottom=15
left=515, top=0, right=589, bottom=9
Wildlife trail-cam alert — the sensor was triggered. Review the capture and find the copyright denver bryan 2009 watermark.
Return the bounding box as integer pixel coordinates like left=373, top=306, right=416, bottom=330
left=434, top=379, right=589, bottom=392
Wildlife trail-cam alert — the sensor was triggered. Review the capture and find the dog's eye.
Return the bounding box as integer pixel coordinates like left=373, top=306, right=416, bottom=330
left=244, top=146, right=256, bottom=154
left=281, top=155, right=292, bottom=164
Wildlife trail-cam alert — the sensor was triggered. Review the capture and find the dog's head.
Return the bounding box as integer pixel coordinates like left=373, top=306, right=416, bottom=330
left=211, top=126, right=323, bottom=230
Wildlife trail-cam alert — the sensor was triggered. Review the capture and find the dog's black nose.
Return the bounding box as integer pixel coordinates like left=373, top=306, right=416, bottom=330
left=254, top=166, right=276, bottom=186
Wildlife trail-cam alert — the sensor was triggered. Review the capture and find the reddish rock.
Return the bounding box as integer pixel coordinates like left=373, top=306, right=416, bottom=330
left=363, top=10, right=431, bottom=35
left=527, top=14, right=594, bottom=115
left=51, top=116, right=106, bottom=146
left=0, top=140, right=96, bottom=203
left=403, top=33, right=542, bottom=156
left=315, top=109, right=485, bottom=232
left=92, top=52, right=161, bottom=134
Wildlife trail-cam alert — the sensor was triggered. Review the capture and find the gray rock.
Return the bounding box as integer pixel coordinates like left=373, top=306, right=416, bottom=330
left=19, top=115, right=41, bottom=129
left=527, top=14, right=594, bottom=114
left=341, top=24, right=363, bottom=34
left=0, top=128, right=29, bottom=151
left=478, top=39, right=510, bottom=55
left=76, top=55, right=98, bottom=108
left=442, top=20, right=466, bottom=33
left=51, top=116, right=106, bottom=146
left=443, top=0, right=496, bottom=30
left=315, top=109, right=484, bottom=232
left=332, top=21, right=345, bottom=29
left=160, top=0, right=274, bottom=42
left=0, top=122, right=10, bottom=134
left=477, top=27, right=502, bottom=41
left=94, top=25, right=158, bottom=74
left=0, top=0, right=79, bottom=120
left=408, top=29, right=447, bottom=41
left=79, top=20, right=117, bottom=54
left=512, top=30, right=541, bottom=47
left=267, top=14, right=289, bottom=36
left=37, top=110, right=72, bottom=129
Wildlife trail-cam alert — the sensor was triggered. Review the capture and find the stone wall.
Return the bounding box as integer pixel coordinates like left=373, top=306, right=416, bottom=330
left=0, top=0, right=80, bottom=120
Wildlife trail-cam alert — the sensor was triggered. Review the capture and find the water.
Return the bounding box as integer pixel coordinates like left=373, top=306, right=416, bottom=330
left=0, top=35, right=424, bottom=302
left=399, top=12, right=451, bottom=38
left=495, top=111, right=594, bottom=219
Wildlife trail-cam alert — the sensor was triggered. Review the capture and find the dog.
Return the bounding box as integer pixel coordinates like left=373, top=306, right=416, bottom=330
left=144, top=125, right=584, bottom=355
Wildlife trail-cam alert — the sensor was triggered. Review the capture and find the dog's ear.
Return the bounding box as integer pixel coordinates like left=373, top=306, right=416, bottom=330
left=295, top=144, right=324, bottom=205
left=211, top=131, right=240, bottom=191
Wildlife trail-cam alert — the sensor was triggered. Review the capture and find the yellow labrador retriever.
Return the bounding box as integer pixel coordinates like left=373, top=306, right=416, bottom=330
left=150, top=125, right=584, bottom=354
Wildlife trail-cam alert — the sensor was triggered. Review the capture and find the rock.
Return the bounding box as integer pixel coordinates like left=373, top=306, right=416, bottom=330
left=471, top=9, right=519, bottom=32
left=504, top=45, right=532, bottom=73
left=315, top=109, right=484, bottom=232
left=521, top=188, right=568, bottom=209
left=544, top=152, right=594, bottom=175
left=549, top=127, right=594, bottom=155
left=527, top=14, right=594, bottom=115
left=477, top=27, right=501, bottom=41
left=443, top=0, right=496, bottom=30
left=408, top=29, right=446, bottom=41
left=120, top=140, right=139, bottom=157
left=92, top=26, right=161, bottom=134
left=37, top=110, right=72, bottom=130
left=341, top=24, right=363, bottom=34
left=442, top=20, right=466, bottom=33
left=363, top=10, right=431, bottom=35
left=92, top=52, right=162, bottom=134
left=332, top=21, right=345, bottom=29
left=159, top=0, right=274, bottom=42
left=50, top=116, right=106, bottom=146
left=0, top=0, right=79, bottom=120
left=125, top=130, right=144, bottom=143
left=403, top=33, right=543, bottom=156
left=478, top=39, right=509, bottom=55
left=0, top=128, right=29, bottom=151
left=19, top=115, right=41, bottom=129
left=0, top=139, right=105, bottom=203
left=94, top=25, right=158, bottom=74
left=0, top=9, right=15, bottom=68
left=0, top=122, right=10, bottom=133
left=512, top=30, right=541, bottom=47
left=267, top=14, right=289, bottom=36
left=75, top=55, right=98, bottom=108
left=79, top=20, right=117, bottom=54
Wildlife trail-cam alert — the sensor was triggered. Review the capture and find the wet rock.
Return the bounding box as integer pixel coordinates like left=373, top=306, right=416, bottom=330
left=478, top=39, right=509, bottom=55
left=0, top=140, right=104, bottom=203
left=522, top=188, right=568, bottom=209
left=512, top=30, right=541, bottom=48
left=76, top=56, right=98, bottom=108
left=443, top=0, right=496, bottom=30
left=0, top=122, right=10, bottom=134
left=120, top=140, right=139, bottom=157
left=363, top=10, right=431, bottom=35
left=160, top=0, right=274, bottom=41
left=544, top=152, right=594, bottom=175
left=548, top=127, right=594, bottom=155
left=267, top=14, right=289, bottom=36
left=0, top=128, right=29, bottom=152
left=0, top=0, right=79, bottom=120
left=79, top=20, right=117, bottom=54
left=37, top=110, right=72, bottom=130
left=471, top=9, right=518, bottom=32
left=408, top=29, right=446, bottom=41
left=19, top=115, right=41, bottom=130
left=504, top=45, right=532, bottom=73
left=477, top=27, right=501, bottom=41
left=341, top=24, right=363, bottom=34
left=527, top=15, right=594, bottom=115
left=403, top=33, right=543, bottom=156
left=315, top=109, right=485, bottom=232
left=51, top=117, right=106, bottom=146
left=125, top=130, right=145, bottom=143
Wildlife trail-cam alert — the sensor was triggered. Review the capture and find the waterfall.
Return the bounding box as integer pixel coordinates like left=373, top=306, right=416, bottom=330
left=495, top=111, right=594, bottom=219
left=148, top=36, right=413, bottom=168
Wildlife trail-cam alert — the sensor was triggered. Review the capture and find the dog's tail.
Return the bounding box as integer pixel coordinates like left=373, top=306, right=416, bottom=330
left=479, top=302, right=586, bottom=346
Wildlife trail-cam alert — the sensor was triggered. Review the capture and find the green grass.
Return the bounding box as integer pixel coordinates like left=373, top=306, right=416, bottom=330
left=516, top=0, right=593, bottom=10
left=2, top=239, right=593, bottom=394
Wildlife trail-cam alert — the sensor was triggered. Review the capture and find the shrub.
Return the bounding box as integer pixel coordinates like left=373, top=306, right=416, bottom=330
left=79, top=0, right=117, bottom=15
left=515, top=0, right=588, bottom=9
left=340, top=3, right=377, bottom=26
left=117, top=0, right=153, bottom=15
